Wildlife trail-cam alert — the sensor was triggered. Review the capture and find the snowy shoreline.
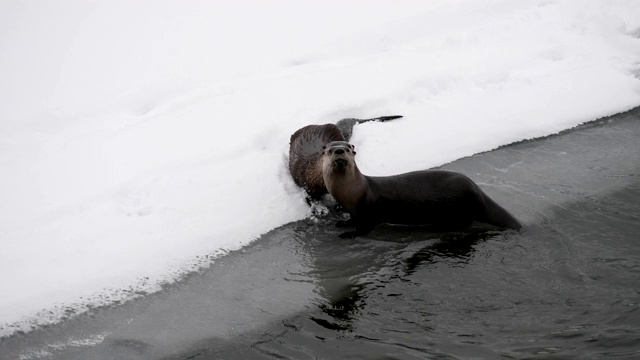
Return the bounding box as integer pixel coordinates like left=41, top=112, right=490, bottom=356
left=4, top=106, right=639, bottom=360
left=2, top=0, right=639, bottom=337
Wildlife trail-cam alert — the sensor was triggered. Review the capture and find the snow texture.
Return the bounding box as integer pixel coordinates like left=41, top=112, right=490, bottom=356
left=1, top=0, right=639, bottom=337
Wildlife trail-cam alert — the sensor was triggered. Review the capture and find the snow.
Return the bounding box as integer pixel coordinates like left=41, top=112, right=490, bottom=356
left=1, top=0, right=639, bottom=337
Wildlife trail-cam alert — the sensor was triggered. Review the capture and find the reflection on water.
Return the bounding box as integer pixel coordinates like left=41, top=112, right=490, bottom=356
left=403, top=229, right=501, bottom=275
left=297, top=217, right=507, bottom=336
left=310, top=282, right=364, bottom=332
left=247, top=215, right=523, bottom=359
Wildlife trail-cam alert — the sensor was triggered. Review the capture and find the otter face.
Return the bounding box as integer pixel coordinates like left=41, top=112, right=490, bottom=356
left=322, top=141, right=356, bottom=172
left=321, top=141, right=366, bottom=213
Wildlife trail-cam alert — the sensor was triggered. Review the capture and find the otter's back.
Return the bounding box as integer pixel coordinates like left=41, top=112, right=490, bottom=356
left=289, top=124, right=345, bottom=197
left=363, top=170, right=484, bottom=226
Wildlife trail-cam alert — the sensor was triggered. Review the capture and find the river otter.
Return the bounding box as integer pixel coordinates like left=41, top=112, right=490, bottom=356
left=321, top=141, right=522, bottom=237
left=289, top=116, right=402, bottom=200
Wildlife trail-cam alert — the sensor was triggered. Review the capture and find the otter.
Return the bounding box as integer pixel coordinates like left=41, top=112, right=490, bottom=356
left=289, top=116, right=402, bottom=200
left=321, top=141, right=522, bottom=237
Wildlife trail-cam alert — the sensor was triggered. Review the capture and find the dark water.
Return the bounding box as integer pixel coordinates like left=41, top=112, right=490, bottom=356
left=245, top=194, right=639, bottom=360
left=2, top=108, right=639, bottom=360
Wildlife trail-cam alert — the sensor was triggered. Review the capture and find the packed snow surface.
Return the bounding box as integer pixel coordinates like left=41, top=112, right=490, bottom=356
left=1, top=0, right=639, bottom=336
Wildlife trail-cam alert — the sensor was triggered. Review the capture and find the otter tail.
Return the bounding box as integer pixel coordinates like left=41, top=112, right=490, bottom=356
left=479, top=193, right=522, bottom=231
left=336, top=115, right=403, bottom=141
left=355, top=115, right=403, bottom=124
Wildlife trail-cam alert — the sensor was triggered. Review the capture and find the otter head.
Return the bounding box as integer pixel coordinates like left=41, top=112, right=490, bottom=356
left=321, top=141, right=356, bottom=174
left=321, top=141, right=366, bottom=215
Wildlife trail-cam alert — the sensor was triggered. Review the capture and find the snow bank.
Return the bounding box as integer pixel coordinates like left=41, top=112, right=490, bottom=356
left=1, top=0, right=639, bottom=336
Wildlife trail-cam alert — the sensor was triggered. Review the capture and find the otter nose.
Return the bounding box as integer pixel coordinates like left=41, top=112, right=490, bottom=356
left=334, top=148, right=345, bottom=155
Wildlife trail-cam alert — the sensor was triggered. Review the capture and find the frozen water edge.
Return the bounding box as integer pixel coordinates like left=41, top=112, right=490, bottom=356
left=2, top=106, right=639, bottom=360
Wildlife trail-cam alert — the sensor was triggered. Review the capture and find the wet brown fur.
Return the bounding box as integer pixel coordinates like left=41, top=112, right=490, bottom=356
left=289, top=124, right=345, bottom=199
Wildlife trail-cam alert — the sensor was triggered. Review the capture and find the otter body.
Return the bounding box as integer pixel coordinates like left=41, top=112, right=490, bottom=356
left=289, top=116, right=401, bottom=200
left=322, top=141, right=522, bottom=237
